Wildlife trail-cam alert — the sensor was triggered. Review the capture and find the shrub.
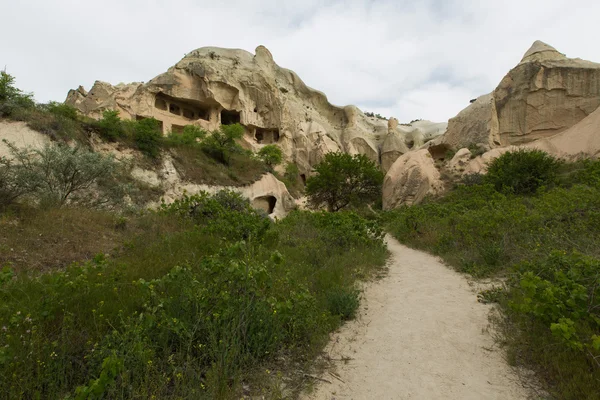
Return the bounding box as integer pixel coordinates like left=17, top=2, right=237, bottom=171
left=306, top=152, right=384, bottom=211
left=201, top=123, right=244, bottom=165
left=166, top=125, right=207, bottom=146
left=96, top=110, right=124, bottom=141
left=1, top=141, right=123, bottom=207
left=43, top=101, right=78, bottom=120
left=0, top=151, right=39, bottom=207
left=133, top=118, right=163, bottom=157
left=484, top=149, right=562, bottom=195
left=0, top=70, right=35, bottom=117
left=257, top=145, right=282, bottom=169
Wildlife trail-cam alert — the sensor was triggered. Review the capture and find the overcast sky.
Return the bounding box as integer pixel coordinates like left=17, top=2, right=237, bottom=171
left=2, top=0, right=600, bottom=122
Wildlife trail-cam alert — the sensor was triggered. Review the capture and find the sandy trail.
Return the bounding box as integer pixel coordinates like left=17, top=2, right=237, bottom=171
left=301, top=237, right=529, bottom=400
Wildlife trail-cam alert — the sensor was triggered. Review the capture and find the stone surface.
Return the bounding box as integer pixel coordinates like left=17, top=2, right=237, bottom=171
left=65, top=46, right=444, bottom=174
left=445, top=148, right=472, bottom=178
left=0, top=121, right=51, bottom=159
left=441, top=41, right=600, bottom=150
left=382, top=149, right=444, bottom=209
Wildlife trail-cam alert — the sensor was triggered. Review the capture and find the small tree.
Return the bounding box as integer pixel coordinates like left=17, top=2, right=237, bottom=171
left=484, top=149, right=562, bottom=195
left=0, top=70, right=35, bottom=116
left=306, top=152, right=384, bottom=212
left=201, top=123, right=244, bottom=165
left=133, top=118, right=163, bottom=158
left=97, top=110, right=124, bottom=141
left=257, top=145, right=282, bottom=169
left=166, top=125, right=206, bottom=146
left=2, top=141, right=121, bottom=207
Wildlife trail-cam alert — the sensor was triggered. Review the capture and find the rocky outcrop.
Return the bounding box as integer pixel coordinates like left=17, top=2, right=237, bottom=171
left=382, top=149, right=444, bottom=209
left=441, top=41, right=600, bottom=150
left=0, top=121, right=51, bottom=158
left=445, top=148, right=472, bottom=178
left=66, top=45, right=444, bottom=175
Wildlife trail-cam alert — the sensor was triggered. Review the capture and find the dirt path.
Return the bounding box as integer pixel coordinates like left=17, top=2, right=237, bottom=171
left=301, top=237, right=529, bottom=400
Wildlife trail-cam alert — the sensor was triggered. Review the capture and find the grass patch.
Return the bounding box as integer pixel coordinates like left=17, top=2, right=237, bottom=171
left=0, top=192, right=387, bottom=399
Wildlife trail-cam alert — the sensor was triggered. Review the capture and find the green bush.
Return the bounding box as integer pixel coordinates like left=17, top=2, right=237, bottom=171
left=484, top=149, right=562, bottom=195
left=0, top=141, right=124, bottom=207
left=306, top=152, right=384, bottom=211
left=0, top=197, right=387, bottom=398
left=96, top=110, right=124, bottom=141
left=166, top=125, right=207, bottom=146
left=43, top=101, right=79, bottom=120
left=201, top=123, right=244, bottom=165
left=133, top=118, right=163, bottom=157
left=0, top=70, right=35, bottom=117
left=257, top=145, right=282, bottom=169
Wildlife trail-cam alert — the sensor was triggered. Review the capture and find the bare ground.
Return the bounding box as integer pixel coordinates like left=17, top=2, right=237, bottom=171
left=301, top=237, right=531, bottom=400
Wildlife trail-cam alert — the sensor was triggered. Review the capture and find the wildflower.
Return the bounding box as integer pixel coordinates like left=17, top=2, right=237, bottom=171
left=1, top=326, right=7, bottom=331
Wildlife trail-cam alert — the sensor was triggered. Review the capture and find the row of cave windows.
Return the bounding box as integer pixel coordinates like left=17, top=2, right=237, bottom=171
left=154, top=97, right=242, bottom=126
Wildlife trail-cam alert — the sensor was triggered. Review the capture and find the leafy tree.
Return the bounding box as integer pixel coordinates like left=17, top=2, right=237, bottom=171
left=306, top=152, right=384, bottom=212
left=166, top=124, right=206, bottom=146
left=257, top=144, right=282, bottom=169
left=97, top=110, right=124, bottom=141
left=0, top=70, right=35, bottom=116
left=201, top=123, right=244, bottom=165
left=2, top=140, right=121, bottom=207
left=133, top=118, right=163, bottom=157
left=484, top=149, right=562, bottom=195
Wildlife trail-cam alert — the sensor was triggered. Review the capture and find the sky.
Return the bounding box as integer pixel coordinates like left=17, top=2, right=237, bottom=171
left=2, top=0, right=600, bottom=123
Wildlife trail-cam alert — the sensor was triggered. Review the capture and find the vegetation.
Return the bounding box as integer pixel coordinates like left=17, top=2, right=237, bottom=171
left=201, top=124, right=245, bottom=165
left=0, top=191, right=387, bottom=399
left=257, top=144, right=283, bottom=169
left=306, top=152, right=384, bottom=212
left=384, top=152, right=600, bottom=399
left=484, top=149, right=562, bottom=194
left=0, top=141, right=125, bottom=208
left=165, top=125, right=207, bottom=146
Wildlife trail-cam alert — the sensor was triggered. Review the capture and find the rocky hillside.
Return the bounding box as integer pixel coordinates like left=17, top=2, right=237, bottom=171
left=65, top=45, right=446, bottom=176
left=383, top=41, right=600, bottom=209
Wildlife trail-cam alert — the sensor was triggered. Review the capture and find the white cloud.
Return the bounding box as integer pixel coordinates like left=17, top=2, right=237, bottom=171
left=2, top=0, right=600, bottom=122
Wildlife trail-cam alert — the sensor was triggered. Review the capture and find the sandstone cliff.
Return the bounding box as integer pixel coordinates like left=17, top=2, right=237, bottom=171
left=65, top=46, right=445, bottom=175
left=441, top=41, right=600, bottom=150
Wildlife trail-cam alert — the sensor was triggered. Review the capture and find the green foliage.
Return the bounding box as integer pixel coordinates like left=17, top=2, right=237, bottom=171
left=160, top=190, right=271, bottom=241
left=96, top=110, right=124, bottom=141
left=201, top=123, right=244, bottom=165
left=0, top=141, right=124, bottom=207
left=0, top=196, right=387, bottom=398
left=0, top=70, right=35, bottom=117
left=133, top=118, right=163, bottom=158
left=484, top=149, right=563, bottom=195
left=166, top=125, right=207, bottom=146
left=257, top=145, right=282, bottom=169
left=43, top=101, right=79, bottom=120
left=306, top=152, right=384, bottom=212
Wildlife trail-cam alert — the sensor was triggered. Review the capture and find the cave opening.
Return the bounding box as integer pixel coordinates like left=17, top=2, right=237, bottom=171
left=255, top=128, right=280, bottom=144
left=252, top=195, right=277, bottom=215
left=169, top=103, right=181, bottom=116
left=300, top=174, right=306, bottom=186
left=221, top=109, right=241, bottom=125
left=155, top=97, right=167, bottom=111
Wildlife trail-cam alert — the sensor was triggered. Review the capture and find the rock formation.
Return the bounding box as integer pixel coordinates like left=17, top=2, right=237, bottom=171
left=66, top=45, right=445, bottom=175
left=441, top=41, right=600, bottom=150
left=382, top=149, right=444, bottom=209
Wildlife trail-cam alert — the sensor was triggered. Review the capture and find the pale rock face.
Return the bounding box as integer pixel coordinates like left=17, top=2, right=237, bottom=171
left=445, top=148, right=472, bottom=178
left=528, top=105, right=600, bottom=158
left=0, top=121, right=51, bottom=158
left=441, top=41, right=600, bottom=150
left=65, top=46, right=396, bottom=175
left=382, top=149, right=445, bottom=209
